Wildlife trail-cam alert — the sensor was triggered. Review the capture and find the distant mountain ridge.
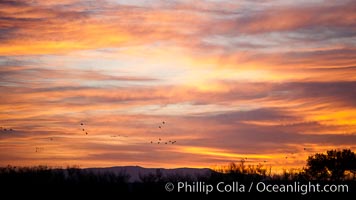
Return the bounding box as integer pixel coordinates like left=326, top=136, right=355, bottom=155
left=85, top=166, right=213, bottom=182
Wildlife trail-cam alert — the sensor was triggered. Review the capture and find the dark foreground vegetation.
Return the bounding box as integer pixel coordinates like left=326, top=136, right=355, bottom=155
left=0, top=149, right=355, bottom=199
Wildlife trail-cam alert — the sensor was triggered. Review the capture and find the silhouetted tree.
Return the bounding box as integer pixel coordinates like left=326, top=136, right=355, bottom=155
left=138, top=169, right=164, bottom=183
left=306, top=149, right=356, bottom=180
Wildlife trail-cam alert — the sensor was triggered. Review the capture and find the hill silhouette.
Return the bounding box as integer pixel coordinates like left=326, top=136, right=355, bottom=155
left=85, top=166, right=213, bottom=182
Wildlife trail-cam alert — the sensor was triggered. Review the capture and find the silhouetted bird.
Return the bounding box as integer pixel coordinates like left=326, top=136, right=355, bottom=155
left=3, top=129, right=6, bottom=131
left=162, top=121, right=165, bottom=124
left=9, top=128, right=13, bottom=131
left=81, top=123, right=84, bottom=126
left=150, top=141, right=153, bottom=144
left=304, top=148, right=307, bottom=151
left=82, top=129, right=85, bottom=131
left=159, top=138, right=161, bottom=140
left=86, top=132, right=88, bottom=135
left=159, top=126, right=161, bottom=129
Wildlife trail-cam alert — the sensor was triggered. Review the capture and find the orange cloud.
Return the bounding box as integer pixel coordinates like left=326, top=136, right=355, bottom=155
left=1, top=0, right=355, bottom=170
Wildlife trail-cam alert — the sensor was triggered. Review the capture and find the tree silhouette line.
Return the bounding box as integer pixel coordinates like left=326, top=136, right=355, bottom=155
left=306, top=149, right=356, bottom=181
left=0, top=149, right=355, bottom=197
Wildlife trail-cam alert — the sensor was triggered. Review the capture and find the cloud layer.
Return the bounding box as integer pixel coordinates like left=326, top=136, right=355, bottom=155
left=0, top=0, right=355, bottom=170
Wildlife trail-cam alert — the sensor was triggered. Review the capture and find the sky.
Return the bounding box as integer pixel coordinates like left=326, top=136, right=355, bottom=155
left=0, top=0, right=355, bottom=170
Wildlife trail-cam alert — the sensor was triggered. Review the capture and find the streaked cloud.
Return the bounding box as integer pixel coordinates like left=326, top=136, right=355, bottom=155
left=0, top=0, right=355, bottom=170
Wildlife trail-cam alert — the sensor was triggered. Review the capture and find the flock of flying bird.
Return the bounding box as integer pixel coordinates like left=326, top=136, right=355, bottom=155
left=0, top=127, right=14, bottom=132
left=284, top=148, right=308, bottom=160
left=150, top=121, right=177, bottom=145
left=0, top=121, right=314, bottom=164
left=0, top=120, right=177, bottom=153
left=80, top=123, right=88, bottom=135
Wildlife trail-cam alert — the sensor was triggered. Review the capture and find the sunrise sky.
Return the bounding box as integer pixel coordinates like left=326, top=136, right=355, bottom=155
left=0, top=0, right=355, bottom=170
